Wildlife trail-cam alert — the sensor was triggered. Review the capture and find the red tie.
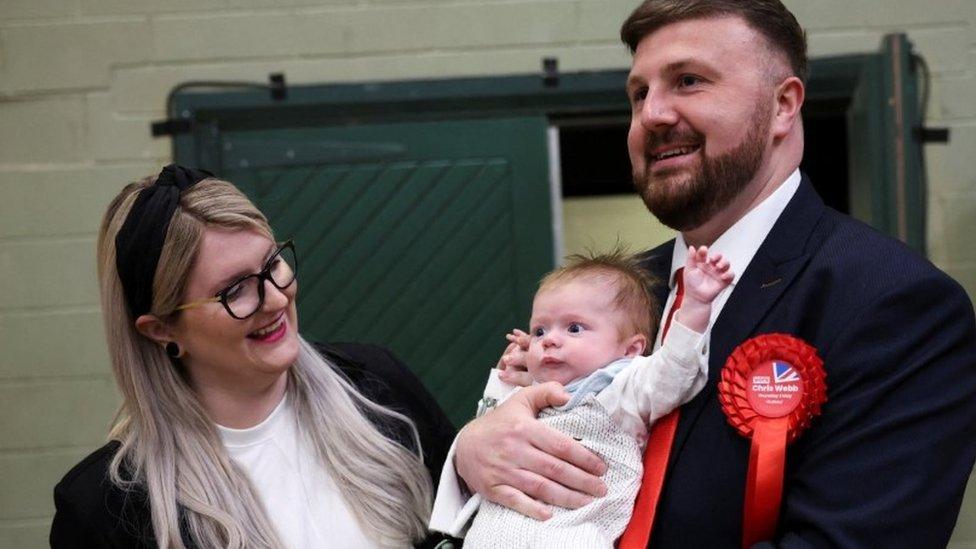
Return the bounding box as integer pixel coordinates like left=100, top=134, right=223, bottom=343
left=619, top=267, right=684, bottom=549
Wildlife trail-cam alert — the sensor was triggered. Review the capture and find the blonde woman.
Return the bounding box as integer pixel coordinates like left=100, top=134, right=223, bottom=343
left=50, top=165, right=456, bottom=548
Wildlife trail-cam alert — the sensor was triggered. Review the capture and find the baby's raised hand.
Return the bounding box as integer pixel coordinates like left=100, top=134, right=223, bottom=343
left=672, top=246, right=734, bottom=333
left=497, top=329, right=534, bottom=386
left=683, top=245, right=734, bottom=305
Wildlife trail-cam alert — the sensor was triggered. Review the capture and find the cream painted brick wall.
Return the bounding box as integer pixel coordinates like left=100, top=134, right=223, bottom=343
left=0, top=239, right=99, bottom=309
left=1, top=378, right=117, bottom=449
left=0, top=524, right=47, bottom=549
left=80, top=0, right=354, bottom=17
left=0, top=97, right=89, bottom=164
left=930, top=190, right=976, bottom=265
left=1, top=1, right=975, bottom=546
left=152, top=11, right=345, bottom=60
left=956, top=474, right=976, bottom=548
left=927, top=125, right=976, bottom=193
left=87, top=94, right=169, bottom=161
left=931, top=76, right=976, bottom=121
left=0, top=0, right=78, bottom=21
left=577, top=0, right=642, bottom=42
left=0, top=165, right=152, bottom=236
left=0, top=20, right=151, bottom=93
left=337, top=2, right=579, bottom=52
left=0, top=451, right=99, bottom=518
left=790, top=0, right=976, bottom=30
left=150, top=2, right=581, bottom=61
left=0, top=310, right=108, bottom=378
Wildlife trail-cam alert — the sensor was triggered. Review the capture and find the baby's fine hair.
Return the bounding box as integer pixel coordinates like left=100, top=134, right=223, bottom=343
left=538, top=247, right=660, bottom=346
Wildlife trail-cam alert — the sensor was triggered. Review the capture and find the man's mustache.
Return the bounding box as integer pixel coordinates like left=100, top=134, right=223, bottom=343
left=646, top=128, right=704, bottom=151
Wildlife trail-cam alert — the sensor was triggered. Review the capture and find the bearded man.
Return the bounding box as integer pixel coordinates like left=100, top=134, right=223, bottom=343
left=431, top=1, right=976, bottom=546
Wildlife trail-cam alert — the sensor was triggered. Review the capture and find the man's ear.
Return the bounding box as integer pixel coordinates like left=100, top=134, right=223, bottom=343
left=771, top=75, right=805, bottom=139
left=623, top=333, right=648, bottom=357
left=134, top=314, right=175, bottom=347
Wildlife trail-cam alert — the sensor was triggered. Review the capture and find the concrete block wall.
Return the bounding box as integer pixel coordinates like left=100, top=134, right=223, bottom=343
left=1, top=1, right=974, bottom=547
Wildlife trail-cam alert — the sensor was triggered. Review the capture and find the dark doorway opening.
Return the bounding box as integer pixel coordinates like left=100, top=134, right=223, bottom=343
left=800, top=98, right=850, bottom=214
left=559, top=118, right=632, bottom=197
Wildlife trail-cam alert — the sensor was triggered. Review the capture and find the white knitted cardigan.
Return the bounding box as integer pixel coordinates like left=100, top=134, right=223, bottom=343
left=463, top=394, right=643, bottom=549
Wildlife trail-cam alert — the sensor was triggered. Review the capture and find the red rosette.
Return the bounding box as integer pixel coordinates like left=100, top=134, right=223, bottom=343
left=719, top=333, right=827, bottom=441
left=717, top=333, right=827, bottom=548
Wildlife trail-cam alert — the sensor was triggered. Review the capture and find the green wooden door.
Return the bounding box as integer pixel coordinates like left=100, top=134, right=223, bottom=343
left=847, top=33, right=925, bottom=253
left=214, top=117, right=552, bottom=425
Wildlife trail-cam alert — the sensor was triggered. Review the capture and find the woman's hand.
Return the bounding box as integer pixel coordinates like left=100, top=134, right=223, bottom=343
left=454, top=382, right=608, bottom=520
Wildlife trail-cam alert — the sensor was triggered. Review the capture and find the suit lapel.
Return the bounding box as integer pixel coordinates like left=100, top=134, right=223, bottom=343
left=666, top=176, right=829, bottom=467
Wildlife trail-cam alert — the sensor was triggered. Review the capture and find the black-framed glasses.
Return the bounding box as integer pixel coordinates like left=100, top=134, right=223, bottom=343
left=175, top=240, right=297, bottom=320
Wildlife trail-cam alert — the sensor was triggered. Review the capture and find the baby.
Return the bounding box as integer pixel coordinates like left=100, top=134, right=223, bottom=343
left=445, top=246, right=731, bottom=548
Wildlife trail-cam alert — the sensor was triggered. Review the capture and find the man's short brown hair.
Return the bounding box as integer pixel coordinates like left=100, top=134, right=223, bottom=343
left=538, top=249, right=660, bottom=346
left=620, top=0, right=808, bottom=83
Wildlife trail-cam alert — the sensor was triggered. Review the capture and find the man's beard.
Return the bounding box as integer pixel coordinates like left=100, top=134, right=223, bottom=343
left=632, top=104, right=771, bottom=232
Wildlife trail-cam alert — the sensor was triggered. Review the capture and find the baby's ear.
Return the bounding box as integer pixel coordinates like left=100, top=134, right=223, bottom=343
left=623, top=333, right=647, bottom=357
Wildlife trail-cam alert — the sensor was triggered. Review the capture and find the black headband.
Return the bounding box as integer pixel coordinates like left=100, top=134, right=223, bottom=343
left=115, top=164, right=214, bottom=318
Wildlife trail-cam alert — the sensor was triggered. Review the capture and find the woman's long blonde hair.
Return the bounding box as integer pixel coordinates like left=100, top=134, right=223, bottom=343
left=98, top=175, right=432, bottom=548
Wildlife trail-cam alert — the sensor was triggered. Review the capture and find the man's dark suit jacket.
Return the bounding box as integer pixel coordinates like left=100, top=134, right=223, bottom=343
left=640, top=176, right=976, bottom=548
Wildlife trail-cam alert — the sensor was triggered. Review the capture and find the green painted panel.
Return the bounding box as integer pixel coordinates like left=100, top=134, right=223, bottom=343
left=883, top=34, right=925, bottom=254
left=847, top=54, right=886, bottom=228
left=218, top=117, right=552, bottom=426
left=846, top=33, right=925, bottom=254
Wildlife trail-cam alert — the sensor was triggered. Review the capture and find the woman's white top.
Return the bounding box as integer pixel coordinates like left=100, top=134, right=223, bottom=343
left=217, top=396, right=377, bottom=548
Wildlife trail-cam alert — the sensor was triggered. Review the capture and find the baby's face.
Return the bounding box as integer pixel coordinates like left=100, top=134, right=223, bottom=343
left=526, top=279, right=637, bottom=386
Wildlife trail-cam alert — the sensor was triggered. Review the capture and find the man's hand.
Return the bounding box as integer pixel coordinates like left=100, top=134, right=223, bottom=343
left=455, top=382, right=608, bottom=520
